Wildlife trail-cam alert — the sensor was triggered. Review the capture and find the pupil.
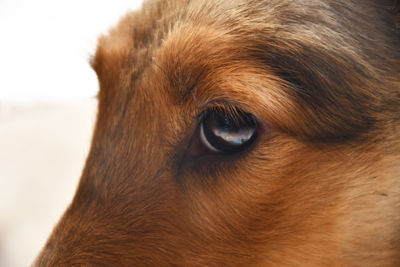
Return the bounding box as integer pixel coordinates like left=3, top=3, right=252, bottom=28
left=223, top=117, right=230, bottom=130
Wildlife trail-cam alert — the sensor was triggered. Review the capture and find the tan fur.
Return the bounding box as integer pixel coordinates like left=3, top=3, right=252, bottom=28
left=35, top=0, right=400, bottom=266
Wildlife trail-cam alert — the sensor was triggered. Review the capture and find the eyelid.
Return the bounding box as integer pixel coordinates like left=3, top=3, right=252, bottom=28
left=197, top=102, right=238, bottom=121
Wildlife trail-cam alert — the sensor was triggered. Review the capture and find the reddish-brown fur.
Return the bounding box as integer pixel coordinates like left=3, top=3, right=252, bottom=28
left=35, top=0, right=400, bottom=266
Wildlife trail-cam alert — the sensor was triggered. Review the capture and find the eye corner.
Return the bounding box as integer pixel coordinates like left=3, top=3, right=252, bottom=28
left=199, top=122, right=222, bottom=153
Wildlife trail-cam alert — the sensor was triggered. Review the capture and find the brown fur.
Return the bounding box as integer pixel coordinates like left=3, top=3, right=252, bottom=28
left=35, top=0, right=400, bottom=266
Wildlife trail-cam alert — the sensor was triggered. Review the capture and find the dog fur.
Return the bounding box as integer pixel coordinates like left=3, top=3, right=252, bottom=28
left=35, top=0, right=400, bottom=266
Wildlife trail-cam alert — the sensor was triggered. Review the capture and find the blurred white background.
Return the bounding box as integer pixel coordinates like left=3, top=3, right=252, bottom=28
left=0, top=0, right=143, bottom=266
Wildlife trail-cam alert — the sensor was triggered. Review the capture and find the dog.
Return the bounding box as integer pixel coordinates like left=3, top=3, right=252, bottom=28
left=35, top=0, right=400, bottom=266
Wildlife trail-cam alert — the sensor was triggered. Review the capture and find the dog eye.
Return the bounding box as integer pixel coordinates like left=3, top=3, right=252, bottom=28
left=199, top=107, right=257, bottom=153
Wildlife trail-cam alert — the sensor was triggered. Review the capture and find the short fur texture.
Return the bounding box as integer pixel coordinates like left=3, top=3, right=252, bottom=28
left=35, top=0, right=400, bottom=266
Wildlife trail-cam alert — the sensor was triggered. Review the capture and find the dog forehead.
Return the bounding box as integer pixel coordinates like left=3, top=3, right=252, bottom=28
left=92, top=0, right=396, bottom=114
left=153, top=26, right=240, bottom=100
left=90, top=0, right=347, bottom=89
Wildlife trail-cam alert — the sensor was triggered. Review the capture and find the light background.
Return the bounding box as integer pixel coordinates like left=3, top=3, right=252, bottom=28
left=0, top=0, right=143, bottom=266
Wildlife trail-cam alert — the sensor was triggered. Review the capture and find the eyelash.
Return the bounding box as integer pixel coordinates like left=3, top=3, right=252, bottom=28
left=197, top=103, right=238, bottom=122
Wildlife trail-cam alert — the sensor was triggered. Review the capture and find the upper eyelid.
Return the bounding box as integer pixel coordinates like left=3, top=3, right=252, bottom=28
left=197, top=103, right=256, bottom=131
left=197, top=102, right=240, bottom=120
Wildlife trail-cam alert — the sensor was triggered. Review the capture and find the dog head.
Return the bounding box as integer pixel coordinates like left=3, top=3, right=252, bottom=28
left=36, top=0, right=400, bottom=265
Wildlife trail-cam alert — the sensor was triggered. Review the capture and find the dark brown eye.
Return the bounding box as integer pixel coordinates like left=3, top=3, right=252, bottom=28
left=200, top=107, right=257, bottom=153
